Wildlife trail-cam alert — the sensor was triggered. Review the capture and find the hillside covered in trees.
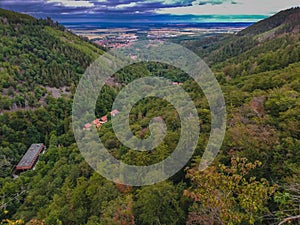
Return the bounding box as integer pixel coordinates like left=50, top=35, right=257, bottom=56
left=0, top=8, right=104, bottom=111
left=0, top=7, right=300, bottom=225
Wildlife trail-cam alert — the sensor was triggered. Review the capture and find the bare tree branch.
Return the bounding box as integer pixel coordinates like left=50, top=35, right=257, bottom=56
left=278, top=215, right=300, bottom=225
left=0, top=190, right=27, bottom=210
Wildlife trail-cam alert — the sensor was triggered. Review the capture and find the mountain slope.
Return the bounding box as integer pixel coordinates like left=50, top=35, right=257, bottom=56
left=0, top=8, right=299, bottom=225
left=0, top=8, right=104, bottom=111
left=181, top=7, right=300, bottom=67
left=0, top=8, right=35, bottom=22
left=198, top=8, right=300, bottom=77
left=238, top=7, right=300, bottom=36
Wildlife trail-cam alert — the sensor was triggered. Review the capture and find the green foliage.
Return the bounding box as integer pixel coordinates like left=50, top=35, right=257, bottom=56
left=0, top=8, right=104, bottom=110
left=185, top=157, right=277, bottom=225
left=134, top=182, right=185, bottom=225
left=0, top=7, right=300, bottom=225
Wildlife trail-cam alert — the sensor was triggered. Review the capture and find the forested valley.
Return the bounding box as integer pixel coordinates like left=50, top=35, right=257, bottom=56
left=0, top=7, right=300, bottom=225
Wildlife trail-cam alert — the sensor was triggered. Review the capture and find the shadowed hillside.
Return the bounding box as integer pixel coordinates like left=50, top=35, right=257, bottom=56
left=238, top=7, right=300, bottom=36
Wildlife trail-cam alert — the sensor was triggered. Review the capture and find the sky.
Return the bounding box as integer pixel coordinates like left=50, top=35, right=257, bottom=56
left=0, top=0, right=299, bottom=23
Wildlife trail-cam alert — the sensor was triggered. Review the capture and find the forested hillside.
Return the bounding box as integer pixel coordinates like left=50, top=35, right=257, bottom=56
left=0, top=8, right=104, bottom=111
left=0, top=8, right=103, bottom=187
left=0, top=7, right=300, bottom=225
left=182, top=7, right=300, bottom=66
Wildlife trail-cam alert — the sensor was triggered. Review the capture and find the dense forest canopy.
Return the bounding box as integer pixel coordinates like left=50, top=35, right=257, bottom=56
left=0, top=8, right=104, bottom=111
left=0, top=7, right=300, bottom=225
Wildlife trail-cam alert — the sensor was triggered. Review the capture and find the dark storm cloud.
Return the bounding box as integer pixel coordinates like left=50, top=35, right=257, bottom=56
left=0, top=0, right=92, bottom=16
left=0, top=0, right=236, bottom=17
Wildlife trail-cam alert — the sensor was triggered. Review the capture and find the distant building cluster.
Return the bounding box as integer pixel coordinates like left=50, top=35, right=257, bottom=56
left=94, top=34, right=138, bottom=49
left=83, top=109, right=120, bottom=130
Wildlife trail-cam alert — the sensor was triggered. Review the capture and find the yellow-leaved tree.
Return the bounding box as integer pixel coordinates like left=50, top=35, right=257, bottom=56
left=184, top=157, right=277, bottom=225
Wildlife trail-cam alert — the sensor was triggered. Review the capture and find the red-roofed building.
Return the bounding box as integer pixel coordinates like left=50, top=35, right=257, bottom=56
left=172, top=82, right=184, bottom=86
left=110, top=109, right=120, bottom=117
left=93, top=119, right=102, bottom=128
left=93, top=119, right=99, bottom=124
left=101, top=115, right=108, bottom=123
left=84, top=123, right=92, bottom=130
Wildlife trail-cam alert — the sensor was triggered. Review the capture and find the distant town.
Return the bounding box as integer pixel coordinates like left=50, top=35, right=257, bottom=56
left=68, top=23, right=250, bottom=49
